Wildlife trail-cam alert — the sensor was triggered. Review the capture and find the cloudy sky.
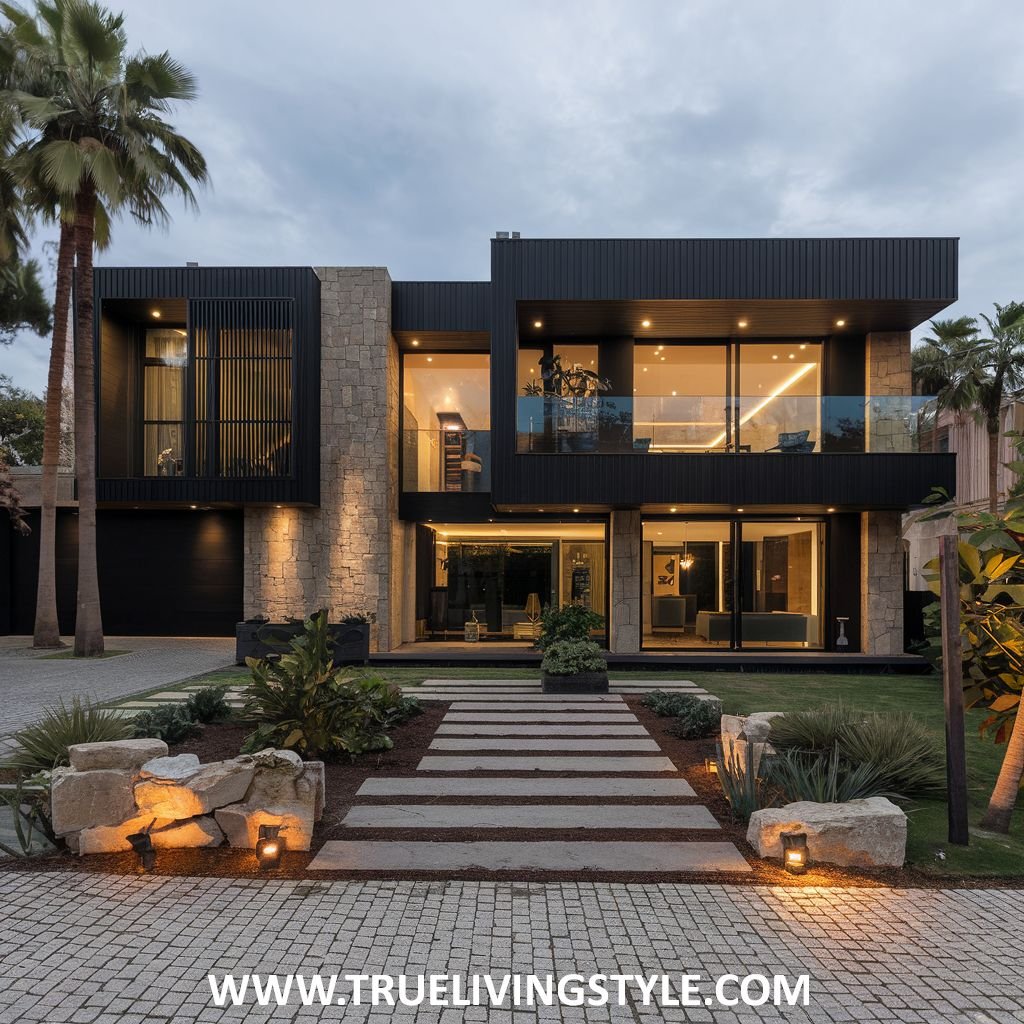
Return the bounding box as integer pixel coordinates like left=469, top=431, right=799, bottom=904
left=5, top=0, right=1022, bottom=393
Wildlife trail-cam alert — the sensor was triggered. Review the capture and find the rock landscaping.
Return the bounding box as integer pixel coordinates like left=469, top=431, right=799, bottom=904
left=51, top=740, right=324, bottom=855
left=719, top=711, right=784, bottom=773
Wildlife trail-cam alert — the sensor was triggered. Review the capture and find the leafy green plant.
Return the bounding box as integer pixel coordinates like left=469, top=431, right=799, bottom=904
left=3, top=698, right=132, bottom=773
left=536, top=603, right=604, bottom=650
left=183, top=686, right=232, bottom=724
left=241, top=612, right=420, bottom=758
left=131, top=704, right=202, bottom=744
left=540, top=639, right=607, bottom=676
left=340, top=611, right=375, bottom=625
left=768, top=706, right=945, bottom=801
left=642, top=691, right=723, bottom=739
left=765, top=748, right=893, bottom=804
left=0, top=774, right=55, bottom=858
left=715, top=742, right=771, bottom=823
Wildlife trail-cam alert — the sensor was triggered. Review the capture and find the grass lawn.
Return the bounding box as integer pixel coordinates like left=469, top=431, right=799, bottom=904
left=184, top=663, right=1023, bottom=879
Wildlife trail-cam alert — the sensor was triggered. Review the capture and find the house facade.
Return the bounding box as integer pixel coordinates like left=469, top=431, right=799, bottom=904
left=1, top=237, right=958, bottom=659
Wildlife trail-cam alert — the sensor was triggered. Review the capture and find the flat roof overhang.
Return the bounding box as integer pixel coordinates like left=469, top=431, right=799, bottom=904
left=516, top=297, right=956, bottom=339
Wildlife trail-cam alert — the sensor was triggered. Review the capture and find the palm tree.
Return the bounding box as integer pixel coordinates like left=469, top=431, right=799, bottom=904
left=974, top=302, right=1024, bottom=513
left=912, top=316, right=980, bottom=453
left=2, top=0, right=208, bottom=655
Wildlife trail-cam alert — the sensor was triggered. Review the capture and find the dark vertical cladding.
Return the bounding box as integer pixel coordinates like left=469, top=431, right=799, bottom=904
left=392, top=281, right=491, bottom=331
left=94, top=266, right=320, bottom=505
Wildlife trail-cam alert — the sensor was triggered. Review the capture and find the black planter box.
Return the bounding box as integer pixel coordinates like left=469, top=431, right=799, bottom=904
left=235, top=621, right=370, bottom=666
left=541, top=670, right=609, bottom=694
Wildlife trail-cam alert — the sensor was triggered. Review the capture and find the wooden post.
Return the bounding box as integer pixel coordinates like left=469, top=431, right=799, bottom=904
left=940, top=533, right=969, bottom=846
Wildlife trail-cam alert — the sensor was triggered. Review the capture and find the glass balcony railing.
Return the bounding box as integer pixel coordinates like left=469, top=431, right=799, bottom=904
left=402, top=428, right=491, bottom=492
left=515, top=396, right=938, bottom=454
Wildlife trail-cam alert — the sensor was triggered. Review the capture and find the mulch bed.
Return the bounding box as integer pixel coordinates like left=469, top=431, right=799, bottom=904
left=4, top=698, right=1022, bottom=887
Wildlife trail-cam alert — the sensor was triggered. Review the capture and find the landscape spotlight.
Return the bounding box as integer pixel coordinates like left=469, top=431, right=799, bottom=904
left=126, top=822, right=157, bottom=873
left=781, top=831, right=809, bottom=875
left=703, top=757, right=718, bottom=775
left=256, top=824, right=285, bottom=870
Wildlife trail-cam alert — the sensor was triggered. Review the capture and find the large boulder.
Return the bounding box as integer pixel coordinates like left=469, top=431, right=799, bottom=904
left=135, top=759, right=255, bottom=820
left=215, top=801, right=315, bottom=852
left=720, top=712, right=785, bottom=775
left=51, top=768, right=137, bottom=835
left=303, top=762, right=326, bottom=822
left=76, top=813, right=222, bottom=854
left=68, top=738, right=168, bottom=773
left=138, top=754, right=201, bottom=780
left=747, top=797, right=908, bottom=868
left=243, top=749, right=304, bottom=805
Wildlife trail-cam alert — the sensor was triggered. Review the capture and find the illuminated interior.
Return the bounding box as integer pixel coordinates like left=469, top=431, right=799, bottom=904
left=417, top=521, right=607, bottom=641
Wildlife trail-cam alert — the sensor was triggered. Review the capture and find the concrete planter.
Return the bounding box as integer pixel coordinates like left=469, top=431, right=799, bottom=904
left=541, top=670, right=609, bottom=694
left=235, top=621, right=370, bottom=666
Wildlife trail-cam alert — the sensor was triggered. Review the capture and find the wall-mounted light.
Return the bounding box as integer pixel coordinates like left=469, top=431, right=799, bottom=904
left=256, top=823, right=285, bottom=870
left=781, top=830, right=809, bottom=874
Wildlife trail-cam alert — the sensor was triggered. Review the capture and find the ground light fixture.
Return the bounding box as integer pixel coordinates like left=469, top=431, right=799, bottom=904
left=703, top=757, right=718, bottom=774
left=126, top=821, right=157, bottom=873
left=781, top=831, right=809, bottom=874
left=256, top=824, right=285, bottom=870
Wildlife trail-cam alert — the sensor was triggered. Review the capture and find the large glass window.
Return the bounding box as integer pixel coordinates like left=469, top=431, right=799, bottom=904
left=417, top=522, right=606, bottom=641
left=641, top=518, right=824, bottom=649
left=737, top=342, right=822, bottom=453
left=143, top=329, right=187, bottom=476
left=402, top=353, right=490, bottom=492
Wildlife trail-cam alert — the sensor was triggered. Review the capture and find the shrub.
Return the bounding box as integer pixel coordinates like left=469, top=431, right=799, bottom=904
left=715, top=742, right=771, bottom=823
left=3, top=698, right=132, bottom=773
left=642, top=691, right=723, bottom=739
left=183, top=685, right=232, bottom=724
left=132, top=704, right=202, bottom=744
left=764, top=748, right=893, bottom=804
left=768, top=706, right=946, bottom=801
left=241, top=612, right=420, bottom=759
left=540, top=639, right=607, bottom=676
left=536, top=604, right=604, bottom=650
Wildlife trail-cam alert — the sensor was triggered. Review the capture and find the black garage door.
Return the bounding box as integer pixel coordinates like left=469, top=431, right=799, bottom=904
left=1, top=509, right=243, bottom=636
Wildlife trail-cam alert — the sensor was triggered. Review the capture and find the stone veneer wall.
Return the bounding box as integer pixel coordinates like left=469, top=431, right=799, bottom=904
left=860, top=510, right=904, bottom=656
left=866, top=331, right=912, bottom=453
left=243, top=268, right=403, bottom=652
left=609, top=510, right=641, bottom=653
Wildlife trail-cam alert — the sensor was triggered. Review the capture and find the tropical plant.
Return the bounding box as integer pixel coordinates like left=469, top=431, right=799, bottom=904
left=0, top=772, right=54, bottom=857
left=715, top=742, right=771, bottom=823
left=540, top=639, right=606, bottom=676
left=1, top=0, right=209, bottom=655
left=182, top=685, right=231, bottom=724
left=768, top=706, right=946, bottom=800
left=131, top=703, right=201, bottom=744
left=536, top=602, right=604, bottom=650
left=241, top=611, right=419, bottom=758
left=641, top=691, right=723, bottom=739
left=912, top=315, right=982, bottom=450
left=2, top=696, right=130, bottom=772
left=764, top=747, right=894, bottom=804
left=0, top=258, right=50, bottom=342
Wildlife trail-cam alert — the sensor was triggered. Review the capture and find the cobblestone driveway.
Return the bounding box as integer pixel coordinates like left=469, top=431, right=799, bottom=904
left=1, top=873, right=1021, bottom=1023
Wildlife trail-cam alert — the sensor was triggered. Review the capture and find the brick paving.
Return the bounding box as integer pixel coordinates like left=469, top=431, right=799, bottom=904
left=0, top=872, right=1021, bottom=1022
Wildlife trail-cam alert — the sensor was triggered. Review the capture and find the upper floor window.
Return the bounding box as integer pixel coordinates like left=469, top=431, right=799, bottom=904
left=143, top=329, right=187, bottom=476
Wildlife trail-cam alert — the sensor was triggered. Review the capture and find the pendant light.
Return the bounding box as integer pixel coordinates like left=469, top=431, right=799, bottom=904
left=680, top=522, right=695, bottom=571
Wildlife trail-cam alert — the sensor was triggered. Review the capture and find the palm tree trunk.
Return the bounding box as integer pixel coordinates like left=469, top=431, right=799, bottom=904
left=979, top=706, right=1024, bottom=833
left=32, top=219, right=75, bottom=648
left=987, top=419, right=1000, bottom=513
left=72, top=188, right=103, bottom=657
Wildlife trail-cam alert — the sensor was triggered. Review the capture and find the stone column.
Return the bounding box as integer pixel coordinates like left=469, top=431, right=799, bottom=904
left=244, top=267, right=401, bottom=652
left=860, top=510, right=904, bottom=655
left=865, top=331, right=912, bottom=452
left=609, top=509, right=641, bottom=653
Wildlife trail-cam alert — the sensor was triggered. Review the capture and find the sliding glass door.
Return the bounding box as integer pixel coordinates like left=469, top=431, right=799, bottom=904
left=642, top=518, right=825, bottom=650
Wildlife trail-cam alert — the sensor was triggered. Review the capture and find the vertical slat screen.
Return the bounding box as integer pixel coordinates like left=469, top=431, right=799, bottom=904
left=189, top=297, right=294, bottom=478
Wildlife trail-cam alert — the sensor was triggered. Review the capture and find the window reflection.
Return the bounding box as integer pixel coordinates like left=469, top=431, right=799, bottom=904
left=144, top=329, right=186, bottom=476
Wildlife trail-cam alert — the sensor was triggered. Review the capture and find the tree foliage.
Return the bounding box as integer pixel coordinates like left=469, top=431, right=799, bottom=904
left=0, top=372, right=44, bottom=463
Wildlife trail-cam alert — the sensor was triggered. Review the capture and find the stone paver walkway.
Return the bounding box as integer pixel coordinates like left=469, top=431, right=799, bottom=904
left=1, top=872, right=1021, bottom=1023
left=312, top=679, right=749, bottom=874
left=0, top=636, right=235, bottom=742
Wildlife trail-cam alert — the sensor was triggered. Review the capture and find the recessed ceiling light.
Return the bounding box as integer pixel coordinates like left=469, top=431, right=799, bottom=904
left=737, top=319, right=748, bottom=328
left=835, top=319, right=846, bottom=327
left=799, top=343, right=807, bottom=350
left=189, top=504, right=197, bottom=510
left=643, top=367, right=648, bottom=372
left=788, top=353, right=795, bottom=359
left=657, top=531, right=663, bottom=536
left=670, top=507, right=678, bottom=513
left=736, top=508, right=745, bottom=513
left=426, top=356, right=433, bottom=362
left=573, top=508, right=580, bottom=513
left=827, top=507, right=836, bottom=512
left=533, top=319, right=543, bottom=328
left=151, top=310, right=161, bottom=318
left=671, top=390, right=677, bottom=396
left=772, top=354, right=779, bottom=360
left=641, top=319, right=651, bottom=328
left=538, top=508, right=544, bottom=512
left=411, top=339, right=419, bottom=346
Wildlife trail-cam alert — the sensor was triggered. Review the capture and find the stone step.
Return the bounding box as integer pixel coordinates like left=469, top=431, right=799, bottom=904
left=443, top=712, right=640, bottom=724
left=417, top=755, right=678, bottom=773
left=418, top=693, right=626, bottom=703
left=420, top=678, right=696, bottom=686
left=308, top=840, right=752, bottom=873
left=445, top=703, right=634, bottom=713
left=341, top=803, right=720, bottom=830
left=435, top=723, right=649, bottom=737
left=429, top=738, right=661, bottom=752
left=355, top=777, right=697, bottom=798
left=415, top=689, right=707, bottom=699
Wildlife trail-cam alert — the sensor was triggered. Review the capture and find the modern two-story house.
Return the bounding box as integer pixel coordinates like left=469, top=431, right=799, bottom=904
left=0, top=236, right=957, bottom=663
